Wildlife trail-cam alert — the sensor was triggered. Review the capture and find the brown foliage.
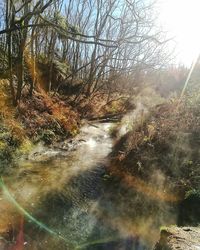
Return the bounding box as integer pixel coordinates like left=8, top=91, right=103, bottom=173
left=18, top=89, right=79, bottom=139
left=111, top=93, right=200, bottom=197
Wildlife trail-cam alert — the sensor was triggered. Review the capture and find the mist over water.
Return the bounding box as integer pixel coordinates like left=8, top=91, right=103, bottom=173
left=0, top=119, right=177, bottom=250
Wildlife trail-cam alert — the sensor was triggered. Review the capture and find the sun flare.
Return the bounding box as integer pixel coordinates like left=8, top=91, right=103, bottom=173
left=158, top=0, right=200, bottom=65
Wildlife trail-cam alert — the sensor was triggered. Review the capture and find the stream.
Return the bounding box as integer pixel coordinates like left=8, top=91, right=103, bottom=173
left=0, top=120, right=176, bottom=250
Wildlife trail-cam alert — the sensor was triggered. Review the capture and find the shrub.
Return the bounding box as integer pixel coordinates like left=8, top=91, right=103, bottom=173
left=178, top=189, right=200, bottom=226
left=39, top=129, right=56, bottom=145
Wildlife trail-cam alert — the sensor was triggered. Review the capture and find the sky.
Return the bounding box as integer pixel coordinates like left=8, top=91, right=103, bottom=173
left=158, top=0, right=200, bottom=66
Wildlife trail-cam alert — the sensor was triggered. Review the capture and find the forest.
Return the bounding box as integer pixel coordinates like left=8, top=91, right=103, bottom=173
left=0, top=0, right=199, bottom=249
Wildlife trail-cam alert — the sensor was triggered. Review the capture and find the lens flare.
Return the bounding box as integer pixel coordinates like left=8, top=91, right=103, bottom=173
left=108, top=165, right=181, bottom=203
left=0, top=177, right=74, bottom=249
left=8, top=217, right=24, bottom=250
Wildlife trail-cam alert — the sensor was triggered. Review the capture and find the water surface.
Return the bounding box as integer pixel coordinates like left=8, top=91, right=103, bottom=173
left=0, top=122, right=176, bottom=250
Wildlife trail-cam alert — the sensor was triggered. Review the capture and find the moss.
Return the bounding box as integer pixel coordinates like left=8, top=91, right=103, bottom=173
left=70, top=124, right=79, bottom=136
left=159, top=225, right=176, bottom=232
left=0, top=127, right=14, bottom=163
left=0, top=140, right=13, bottom=164
left=17, top=139, right=33, bottom=155
left=0, top=141, right=7, bottom=150
left=0, top=120, right=31, bottom=171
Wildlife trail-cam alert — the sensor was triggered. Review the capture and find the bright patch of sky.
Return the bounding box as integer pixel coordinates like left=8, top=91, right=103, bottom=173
left=157, top=0, right=200, bottom=66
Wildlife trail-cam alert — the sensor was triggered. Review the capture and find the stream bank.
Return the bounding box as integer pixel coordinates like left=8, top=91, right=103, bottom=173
left=0, top=82, right=129, bottom=173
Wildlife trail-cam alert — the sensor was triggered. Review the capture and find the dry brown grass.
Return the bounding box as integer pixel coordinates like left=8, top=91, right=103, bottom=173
left=0, top=78, right=80, bottom=145
left=18, top=88, right=80, bottom=139
left=0, top=80, right=26, bottom=141
left=111, top=91, right=200, bottom=197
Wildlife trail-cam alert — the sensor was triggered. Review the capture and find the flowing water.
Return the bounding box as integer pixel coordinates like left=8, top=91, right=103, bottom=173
left=0, top=120, right=176, bottom=250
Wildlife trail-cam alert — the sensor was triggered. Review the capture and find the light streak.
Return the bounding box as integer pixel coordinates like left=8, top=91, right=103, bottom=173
left=0, top=177, right=74, bottom=249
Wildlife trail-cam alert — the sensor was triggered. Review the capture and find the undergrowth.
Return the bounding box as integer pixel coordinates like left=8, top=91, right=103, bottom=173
left=112, top=90, right=200, bottom=190
left=0, top=80, right=80, bottom=170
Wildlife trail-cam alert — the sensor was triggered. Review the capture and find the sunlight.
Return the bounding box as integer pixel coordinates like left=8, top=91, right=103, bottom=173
left=158, top=0, right=200, bottom=65
left=85, top=138, right=97, bottom=148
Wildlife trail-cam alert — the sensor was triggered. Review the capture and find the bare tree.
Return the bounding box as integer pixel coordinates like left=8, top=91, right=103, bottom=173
left=0, top=0, right=170, bottom=105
